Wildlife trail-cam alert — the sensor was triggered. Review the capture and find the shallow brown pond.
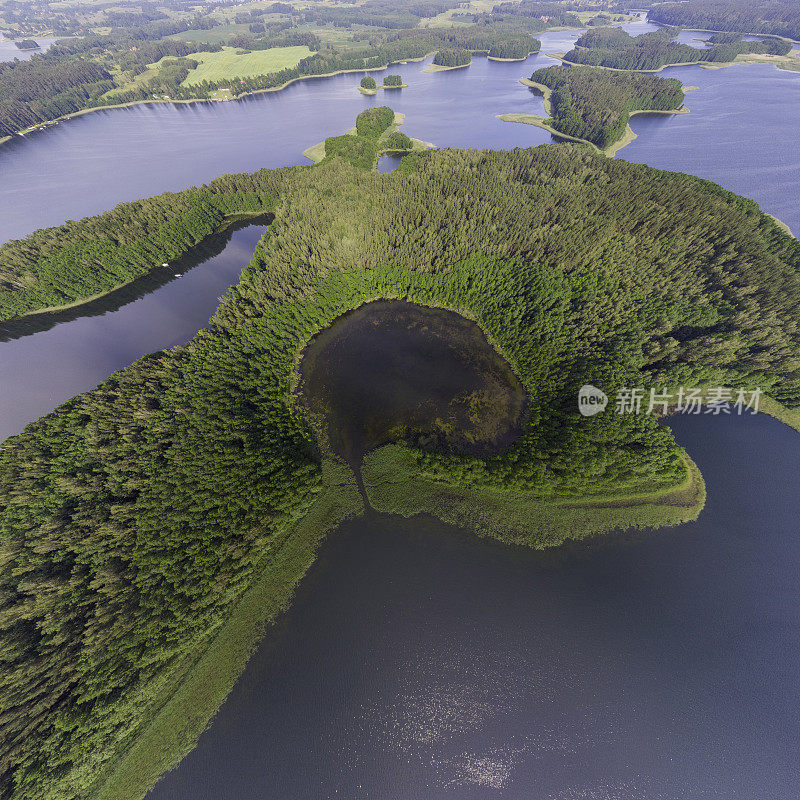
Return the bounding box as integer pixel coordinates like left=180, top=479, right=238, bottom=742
left=297, top=300, right=528, bottom=468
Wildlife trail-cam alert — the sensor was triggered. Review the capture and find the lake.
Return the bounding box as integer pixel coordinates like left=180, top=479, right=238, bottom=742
left=144, top=412, right=800, bottom=800
left=1, top=18, right=799, bottom=799
left=0, top=36, right=58, bottom=62
left=0, top=223, right=267, bottom=440
left=298, top=300, right=527, bottom=470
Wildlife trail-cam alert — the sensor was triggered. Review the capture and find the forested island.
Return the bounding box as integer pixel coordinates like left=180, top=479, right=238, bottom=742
left=562, top=26, right=795, bottom=71
left=303, top=106, right=426, bottom=168
left=502, top=65, right=687, bottom=153
left=358, top=74, right=406, bottom=94
left=13, top=38, right=37, bottom=50
left=648, top=0, right=800, bottom=42
left=2, top=105, right=800, bottom=800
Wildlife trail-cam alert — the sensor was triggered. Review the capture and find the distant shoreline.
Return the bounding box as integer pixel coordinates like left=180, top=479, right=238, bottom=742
left=2, top=53, right=437, bottom=148
left=548, top=50, right=800, bottom=74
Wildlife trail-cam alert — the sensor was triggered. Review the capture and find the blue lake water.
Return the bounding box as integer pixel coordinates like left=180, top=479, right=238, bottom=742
left=145, top=412, right=800, bottom=800
left=0, top=36, right=58, bottom=61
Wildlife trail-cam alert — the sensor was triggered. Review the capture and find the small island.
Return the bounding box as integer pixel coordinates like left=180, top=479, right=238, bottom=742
left=358, top=74, right=407, bottom=94
left=303, top=106, right=432, bottom=167
left=500, top=65, right=689, bottom=156
left=487, top=38, right=541, bottom=61
left=359, top=75, right=378, bottom=95
left=382, top=73, right=406, bottom=88
left=14, top=39, right=39, bottom=51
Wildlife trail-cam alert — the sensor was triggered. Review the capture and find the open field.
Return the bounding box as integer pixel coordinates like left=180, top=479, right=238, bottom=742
left=168, top=23, right=252, bottom=44
left=181, top=46, right=312, bottom=86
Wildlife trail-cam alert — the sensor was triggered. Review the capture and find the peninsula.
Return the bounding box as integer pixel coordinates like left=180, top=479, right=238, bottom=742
left=500, top=65, right=689, bottom=156
left=2, top=112, right=800, bottom=800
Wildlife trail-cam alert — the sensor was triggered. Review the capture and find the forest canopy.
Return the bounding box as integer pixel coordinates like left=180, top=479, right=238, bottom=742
left=649, top=0, right=800, bottom=42
left=1, top=138, right=800, bottom=800
left=564, top=26, right=792, bottom=71
left=432, top=47, right=472, bottom=67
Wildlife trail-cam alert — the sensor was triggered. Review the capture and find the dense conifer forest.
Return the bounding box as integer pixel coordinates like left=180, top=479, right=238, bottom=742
left=1, top=132, right=800, bottom=799
left=529, top=65, right=685, bottom=148
left=649, top=0, right=800, bottom=42
left=431, top=47, right=471, bottom=67
left=564, top=26, right=792, bottom=70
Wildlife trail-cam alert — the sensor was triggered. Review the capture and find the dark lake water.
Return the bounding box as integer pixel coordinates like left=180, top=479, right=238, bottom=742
left=146, top=412, right=800, bottom=800
left=298, top=300, right=526, bottom=468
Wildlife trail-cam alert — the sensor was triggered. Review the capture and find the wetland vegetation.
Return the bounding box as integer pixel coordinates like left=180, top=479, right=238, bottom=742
left=298, top=300, right=527, bottom=472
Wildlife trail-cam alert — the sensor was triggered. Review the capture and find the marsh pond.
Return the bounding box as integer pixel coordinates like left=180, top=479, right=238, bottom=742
left=298, top=301, right=527, bottom=473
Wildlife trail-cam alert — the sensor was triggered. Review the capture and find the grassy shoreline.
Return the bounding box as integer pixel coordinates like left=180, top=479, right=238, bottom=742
left=364, top=445, right=706, bottom=547
left=89, top=461, right=364, bottom=800
left=88, top=425, right=710, bottom=800
left=423, top=60, right=471, bottom=72
left=549, top=51, right=800, bottom=73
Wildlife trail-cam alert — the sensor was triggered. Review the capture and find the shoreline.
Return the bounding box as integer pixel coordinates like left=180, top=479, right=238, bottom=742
left=649, top=23, right=800, bottom=45
left=549, top=51, right=800, bottom=74
left=358, top=82, right=408, bottom=95
left=2, top=53, right=437, bottom=148
left=89, top=300, right=779, bottom=800
left=302, top=111, right=434, bottom=165
left=1, top=212, right=268, bottom=323
left=423, top=60, right=470, bottom=72
left=487, top=51, right=540, bottom=62
left=766, top=213, right=795, bottom=238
